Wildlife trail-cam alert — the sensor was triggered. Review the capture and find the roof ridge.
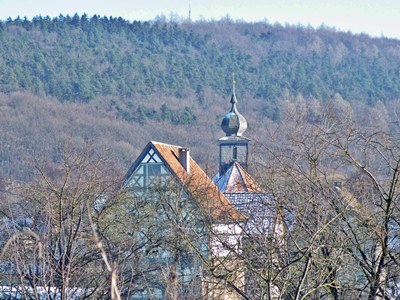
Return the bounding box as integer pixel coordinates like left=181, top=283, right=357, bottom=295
left=150, top=141, right=187, bottom=149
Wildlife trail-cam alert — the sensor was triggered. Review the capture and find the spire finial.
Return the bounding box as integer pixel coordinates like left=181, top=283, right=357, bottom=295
left=232, top=72, right=236, bottom=94
left=230, top=72, right=237, bottom=109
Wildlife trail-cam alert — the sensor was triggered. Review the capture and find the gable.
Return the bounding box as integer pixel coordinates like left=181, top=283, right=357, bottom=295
left=125, top=141, right=245, bottom=222
left=125, top=147, right=171, bottom=191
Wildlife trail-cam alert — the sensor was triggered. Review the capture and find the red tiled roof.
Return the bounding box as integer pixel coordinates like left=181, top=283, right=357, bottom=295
left=151, top=142, right=245, bottom=222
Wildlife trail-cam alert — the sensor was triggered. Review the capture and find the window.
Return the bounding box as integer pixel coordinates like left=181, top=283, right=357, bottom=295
left=220, top=143, right=248, bottom=167
left=127, top=163, right=170, bottom=190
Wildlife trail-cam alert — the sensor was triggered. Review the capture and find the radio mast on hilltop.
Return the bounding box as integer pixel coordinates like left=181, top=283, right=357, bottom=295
left=189, top=0, right=192, bottom=22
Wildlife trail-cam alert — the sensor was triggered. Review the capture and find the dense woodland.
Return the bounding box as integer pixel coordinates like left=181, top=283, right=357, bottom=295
left=0, top=14, right=400, bottom=181
left=2, top=15, right=400, bottom=299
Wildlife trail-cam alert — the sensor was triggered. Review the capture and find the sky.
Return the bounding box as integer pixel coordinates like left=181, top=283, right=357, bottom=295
left=0, top=0, right=399, bottom=39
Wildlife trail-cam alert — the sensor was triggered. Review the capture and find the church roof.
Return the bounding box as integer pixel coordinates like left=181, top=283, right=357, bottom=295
left=127, top=141, right=245, bottom=222
left=213, top=161, right=264, bottom=193
left=224, top=192, right=276, bottom=234
left=213, top=162, right=276, bottom=234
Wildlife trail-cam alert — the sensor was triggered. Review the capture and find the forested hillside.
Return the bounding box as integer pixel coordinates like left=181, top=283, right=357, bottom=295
left=1, top=15, right=400, bottom=181
left=2, top=15, right=400, bottom=103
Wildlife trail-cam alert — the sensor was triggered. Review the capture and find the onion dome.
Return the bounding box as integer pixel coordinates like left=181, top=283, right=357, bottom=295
left=221, top=77, right=247, bottom=137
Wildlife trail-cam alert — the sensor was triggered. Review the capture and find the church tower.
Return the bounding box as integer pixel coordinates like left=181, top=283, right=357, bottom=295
left=218, top=76, right=250, bottom=176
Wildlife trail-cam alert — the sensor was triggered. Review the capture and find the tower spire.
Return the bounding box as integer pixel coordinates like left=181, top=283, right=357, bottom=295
left=230, top=72, right=237, bottom=111
left=221, top=74, right=247, bottom=137
left=218, top=74, right=250, bottom=175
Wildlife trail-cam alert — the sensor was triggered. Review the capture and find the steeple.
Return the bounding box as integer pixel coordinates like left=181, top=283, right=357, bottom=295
left=221, top=73, right=248, bottom=137
left=217, top=75, right=250, bottom=176
left=231, top=72, right=238, bottom=106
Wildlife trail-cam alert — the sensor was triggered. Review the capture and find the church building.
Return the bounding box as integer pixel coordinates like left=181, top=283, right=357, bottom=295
left=124, top=79, right=278, bottom=299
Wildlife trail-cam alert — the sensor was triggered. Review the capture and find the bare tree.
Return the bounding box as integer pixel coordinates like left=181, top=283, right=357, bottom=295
left=252, top=97, right=400, bottom=299
left=0, top=143, right=130, bottom=299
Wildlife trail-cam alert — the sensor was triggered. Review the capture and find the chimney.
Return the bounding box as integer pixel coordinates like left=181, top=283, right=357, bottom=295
left=178, top=147, right=190, bottom=173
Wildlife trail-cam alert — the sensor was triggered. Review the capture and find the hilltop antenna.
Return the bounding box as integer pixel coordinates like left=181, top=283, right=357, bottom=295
left=189, top=0, right=192, bottom=22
